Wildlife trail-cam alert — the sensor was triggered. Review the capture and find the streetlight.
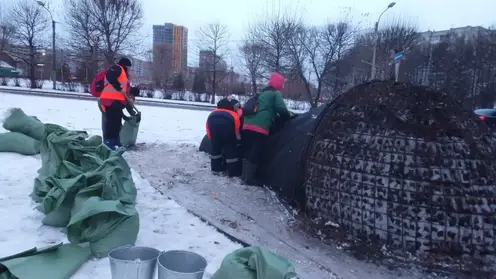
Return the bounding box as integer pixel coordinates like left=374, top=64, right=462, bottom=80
left=36, top=1, right=56, bottom=90
left=370, top=2, right=396, bottom=80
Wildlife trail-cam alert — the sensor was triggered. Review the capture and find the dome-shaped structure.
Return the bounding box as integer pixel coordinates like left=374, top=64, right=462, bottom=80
left=304, top=81, right=496, bottom=256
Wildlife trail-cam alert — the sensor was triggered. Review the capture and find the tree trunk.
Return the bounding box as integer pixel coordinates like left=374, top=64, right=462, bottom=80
left=211, top=70, right=217, bottom=104
left=251, top=76, right=257, bottom=95
left=29, top=55, right=36, bottom=89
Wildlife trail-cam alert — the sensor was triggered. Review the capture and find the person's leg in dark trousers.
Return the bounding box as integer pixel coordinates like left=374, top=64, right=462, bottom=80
left=242, top=130, right=269, bottom=185
left=101, top=111, right=107, bottom=137
left=207, top=120, right=226, bottom=173
left=223, top=134, right=242, bottom=177
left=103, top=101, right=124, bottom=150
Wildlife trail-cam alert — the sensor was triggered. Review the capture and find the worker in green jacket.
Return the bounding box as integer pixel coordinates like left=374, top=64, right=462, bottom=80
left=241, top=72, right=291, bottom=185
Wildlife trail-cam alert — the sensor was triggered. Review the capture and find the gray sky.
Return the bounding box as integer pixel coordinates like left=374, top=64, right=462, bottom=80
left=13, top=0, right=496, bottom=66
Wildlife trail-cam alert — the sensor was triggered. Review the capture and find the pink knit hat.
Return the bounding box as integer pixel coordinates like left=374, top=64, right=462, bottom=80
left=268, top=72, right=285, bottom=91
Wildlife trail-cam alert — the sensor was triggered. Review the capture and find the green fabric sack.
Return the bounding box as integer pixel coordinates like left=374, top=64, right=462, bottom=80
left=0, top=132, right=40, bottom=155
left=211, top=246, right=298, bottom=279
left=30, top=123, right=139, bottom=258
left=1, top=109, right=140, bottom=259
left=2, top=108, right=45, bottom=140
left=0, top=243, right=91, bottom=279
left=120, top=113, right=141, bottom=147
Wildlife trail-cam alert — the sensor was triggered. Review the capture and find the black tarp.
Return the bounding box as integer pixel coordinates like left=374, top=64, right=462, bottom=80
left=198, top=105, right=328, bottom=207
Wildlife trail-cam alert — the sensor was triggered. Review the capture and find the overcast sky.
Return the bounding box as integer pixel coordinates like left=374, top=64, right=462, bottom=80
left=4, top=0, right=495, bottom=67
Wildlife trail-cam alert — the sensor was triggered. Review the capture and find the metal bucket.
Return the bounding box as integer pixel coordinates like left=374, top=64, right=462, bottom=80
left=158, top=250, right=207, bottom=279
left=108, top=245, right=161, bottom=279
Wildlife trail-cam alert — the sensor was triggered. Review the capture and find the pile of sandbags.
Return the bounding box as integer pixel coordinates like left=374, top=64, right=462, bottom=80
left=0, top=108, right=45, bottom=155
left=0, top=108, right=140, bottom=258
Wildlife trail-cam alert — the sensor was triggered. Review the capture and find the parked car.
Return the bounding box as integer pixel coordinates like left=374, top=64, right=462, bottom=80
left=474, top=108, right=496, bottom=127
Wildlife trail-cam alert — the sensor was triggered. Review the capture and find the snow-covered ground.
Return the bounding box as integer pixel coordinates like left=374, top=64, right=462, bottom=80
left=0, top=92, right=445, bottom=279
left=0, top=93, right=241, bottom=278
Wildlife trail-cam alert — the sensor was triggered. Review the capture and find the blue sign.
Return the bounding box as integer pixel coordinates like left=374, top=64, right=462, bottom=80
left=394, top=51, right=405, bottom=63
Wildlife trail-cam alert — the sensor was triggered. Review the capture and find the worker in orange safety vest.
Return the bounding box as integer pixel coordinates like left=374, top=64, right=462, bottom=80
left=99, top=57, right=134, bottom=150
left=206, top=98, right=242, bottom=177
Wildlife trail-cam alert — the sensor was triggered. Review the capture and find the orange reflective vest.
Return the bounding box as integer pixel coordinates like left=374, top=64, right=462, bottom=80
left=99, top=64, right=129, bottom=102
left=206, top=109, right=241, bottom=139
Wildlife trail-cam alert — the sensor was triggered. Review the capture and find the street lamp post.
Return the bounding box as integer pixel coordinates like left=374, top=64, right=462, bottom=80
left=36, top=1, right=56, bottom=90
left=370, top=2, right=396, bottom=80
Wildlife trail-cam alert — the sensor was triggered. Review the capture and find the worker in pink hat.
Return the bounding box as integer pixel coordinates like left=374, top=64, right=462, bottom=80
left=240, top=72, right=291, bottom=186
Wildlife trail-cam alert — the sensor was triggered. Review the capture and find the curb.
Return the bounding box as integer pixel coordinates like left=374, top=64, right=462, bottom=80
left=0, top=88, right=214, bottom=112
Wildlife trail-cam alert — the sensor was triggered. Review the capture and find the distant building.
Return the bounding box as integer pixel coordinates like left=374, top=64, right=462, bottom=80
left=130, top=57, right=144, bottom=77
left=199, top=50, right=227, bottom=72
left=419, top=26, right=489, bottom=44
left=152, top=23, right=188, bottom=74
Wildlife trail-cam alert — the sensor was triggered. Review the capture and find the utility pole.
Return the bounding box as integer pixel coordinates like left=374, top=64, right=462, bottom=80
left=37, top=1, right=56, bottom=90
left=370, top=2, right=396, bottom=80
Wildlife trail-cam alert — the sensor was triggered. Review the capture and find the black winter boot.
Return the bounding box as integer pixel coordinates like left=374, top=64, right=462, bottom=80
left=241, top=159, right=247, bottom=181
left=242, top=160, right=260, bottom=186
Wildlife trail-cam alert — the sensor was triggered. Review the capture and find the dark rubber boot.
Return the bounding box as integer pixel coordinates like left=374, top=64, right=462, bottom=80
left=242, top=160, right=260, bottom=186
left=226, top=159, right=242, bottom=177
left=241, top=159, right=249, bottom=181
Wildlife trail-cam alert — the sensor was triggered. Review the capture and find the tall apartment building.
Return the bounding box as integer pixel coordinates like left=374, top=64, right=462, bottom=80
left=152, top=23, right=188, bottom=74
left=419, top=26, right=489, bottom=44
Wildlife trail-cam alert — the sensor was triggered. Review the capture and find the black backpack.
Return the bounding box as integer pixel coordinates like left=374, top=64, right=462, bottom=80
left=243, top=94, right=260, bottom=116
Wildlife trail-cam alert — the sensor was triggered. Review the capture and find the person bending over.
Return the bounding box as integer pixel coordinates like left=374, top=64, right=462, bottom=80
left=206, top=98, right=242, bottom=177
left=241, top=72, right=291, bottom=185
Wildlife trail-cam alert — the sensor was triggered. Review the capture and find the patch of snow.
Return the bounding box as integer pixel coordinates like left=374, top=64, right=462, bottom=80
left=0, top=93, right=210, bottom=145
left=0, top=61, right=14, bottom=69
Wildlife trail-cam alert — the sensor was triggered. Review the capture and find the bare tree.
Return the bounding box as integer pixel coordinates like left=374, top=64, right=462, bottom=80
left=240, top=40, right=265, bottom=95
left=64, top=0, right=143, bottom=66
left=337, top=21, right=419, bottom=87
left=250, top=14, right=297, bottom=75
left=0, top=19, right=16, bottom=53
left=93, top=0, right=144, bottom=64
left=8, top=0, right=48, bottom=88
left=286, top=21, right=356, bottom=107
left=196, top=23, right=230, bottom=103
left=240, top=29, right=266, bottom=95
left=319, top=22, right=357, bottom=98
left=286, top=23, right=312, bottom=102
left=64, top=0, right=102, bottom=86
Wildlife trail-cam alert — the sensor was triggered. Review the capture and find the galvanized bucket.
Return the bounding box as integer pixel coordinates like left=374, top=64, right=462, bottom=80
left=108, top=245, right=161, bottom=279
left=157, top=250, right=208, bottom=279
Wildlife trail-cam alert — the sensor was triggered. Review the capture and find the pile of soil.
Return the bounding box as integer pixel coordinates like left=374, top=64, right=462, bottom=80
left=303, top=80, right=496, bottom=274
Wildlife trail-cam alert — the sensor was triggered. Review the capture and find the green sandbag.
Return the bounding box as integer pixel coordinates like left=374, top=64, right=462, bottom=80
left=211, top=246, right=298, bottom=279
left=31, top=123, right=139, bottom=258
left=120, top=113, right=141, bottom=147
left=0, top=243, right=91, bottom=279
left=2, top=108, right=45, bottom=140
left=0, top=132, right=40, bottom=155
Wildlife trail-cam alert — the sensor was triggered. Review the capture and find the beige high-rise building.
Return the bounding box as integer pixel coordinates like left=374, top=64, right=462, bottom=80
left=152, top=23, right=188, bottom=74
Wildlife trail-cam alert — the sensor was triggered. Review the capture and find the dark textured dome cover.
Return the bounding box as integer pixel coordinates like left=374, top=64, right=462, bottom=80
left=304, top=80, right=496, bottom=257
